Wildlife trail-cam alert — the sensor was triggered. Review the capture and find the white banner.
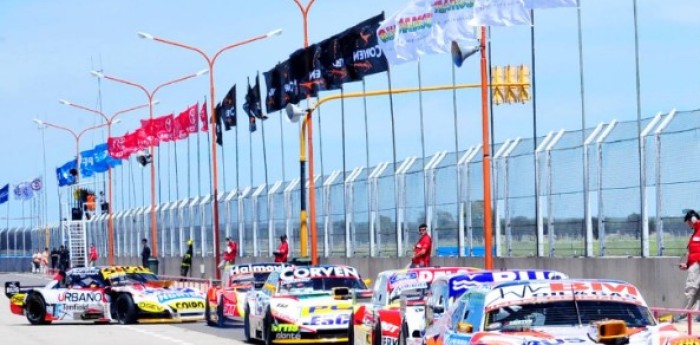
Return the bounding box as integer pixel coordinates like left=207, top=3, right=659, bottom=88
left=469, top=0, right=531, bottom=26
left=524, top=0, right=577, bottom=9
left=378, top=0, right=479, bottom=65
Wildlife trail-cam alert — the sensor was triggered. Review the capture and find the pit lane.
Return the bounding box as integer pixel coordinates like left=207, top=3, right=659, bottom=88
left=0, top=273, right=249, bottom=345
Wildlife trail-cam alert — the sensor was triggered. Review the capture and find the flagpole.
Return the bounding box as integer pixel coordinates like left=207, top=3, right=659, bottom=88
left=174, top=139, right=180, bottom=202
left=576, top=0, right=589, bottom=255
left=317, top=106, right=324, bottom=180
left=187, top=132, right=191, bottom=199
left=340, top=86, right=347, bottom=241
left=198, top=97, right=204, bottom=197
left=235, top=102, right=240, bottom=195
left=361, top=79, right=371, bottom=179
left=386, top=67, right=399, bottom=257
left=222, top=129, right=228, bottom=194
left=632, top=0, right=645, bottom=256
left=279, top=110, right=286, bottom=182
left=249, top=126, right=254, bottom=188
left=206, top=109, right=213, bottom=196
left=451, top=60, right=463, bottom=256
left=167, top=140, right=172, bottom=202
left=417, top=58, right=428, bottom=225
left=530, top=9, right=540, bottom=256
left=260, top=73, right=270, bottom=196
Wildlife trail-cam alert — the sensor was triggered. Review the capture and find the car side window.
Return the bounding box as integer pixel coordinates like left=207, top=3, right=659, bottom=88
left=264, top=271, right=279, bottom=296
left=429, top=280, right=445, bottom=308
left=451, top=298, right=467, bottom=327
left=463, top=292, right=485, bottom=329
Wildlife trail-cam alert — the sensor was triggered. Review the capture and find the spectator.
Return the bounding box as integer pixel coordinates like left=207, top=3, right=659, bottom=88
left=218, top=237, right=237, bottom=268
left=181, top=239, right=193, bottom=277
left=32, top=250, right=40, bottom=273
left=410, top=223, right=432, bottom=268
left=88, top=243, right=98, bottom=267
left=50, top=247, right=59, bottom=271
left=41, top=248, right=49, bottom=274
left=274, top=234, right=289, bottom=263
left=58, top=245, right=70, bottom=272
left=680, top=210, right=700, bottom=321
left=141, top=238, right=151, bottom=268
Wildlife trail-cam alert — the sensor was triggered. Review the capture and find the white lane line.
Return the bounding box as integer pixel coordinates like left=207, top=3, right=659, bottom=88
left=121, top=325, right=194, bottom=345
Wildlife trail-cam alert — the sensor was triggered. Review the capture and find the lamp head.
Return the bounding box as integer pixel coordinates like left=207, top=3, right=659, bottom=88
left=137, top=32, right=154, bottom=40
left=58, top=99, right=71, bottom=105
left=151, top=100, right=160, bottom=106
left=90, top=70, right=104, bottom=78
left=195, top=69, right=209, bottom=77
left=112, top=119, right=122, bottom=125
left=267, top=29, right=283, bottom=37
left=285, top=103, right=305, bottom=123
left=32, top=119, right=44, bottom=126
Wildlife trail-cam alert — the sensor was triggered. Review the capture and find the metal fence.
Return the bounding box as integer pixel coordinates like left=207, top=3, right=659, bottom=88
left=2, top=108, right=698, bottom=260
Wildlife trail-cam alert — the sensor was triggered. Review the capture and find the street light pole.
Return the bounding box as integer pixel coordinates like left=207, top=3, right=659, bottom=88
left=59, top=100, right=153, bottom=266
left=138, top=29, right=282, bottom=278
left=291, top=0, right=318, bottom=264
left=90, top=70, right=208, bottom=258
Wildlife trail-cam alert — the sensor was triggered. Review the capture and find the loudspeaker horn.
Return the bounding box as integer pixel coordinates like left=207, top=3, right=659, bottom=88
left=285, top=103, right=305, bottom=123
left=451, top=41, right=480, bottom=68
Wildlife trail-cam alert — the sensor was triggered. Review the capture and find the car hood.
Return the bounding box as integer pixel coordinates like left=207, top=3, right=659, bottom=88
left=466, top=324, right=693, bottom=345
left=270, top=294, right=354, bottom=330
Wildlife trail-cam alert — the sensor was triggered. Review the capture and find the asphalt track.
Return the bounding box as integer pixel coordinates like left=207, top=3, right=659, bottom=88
left=0, top=273, right=249, bottom=345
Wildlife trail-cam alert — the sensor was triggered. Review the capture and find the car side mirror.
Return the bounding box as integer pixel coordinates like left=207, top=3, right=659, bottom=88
left=432, top=305, right=444, bottom=314
left=457, top=322, right=473, bottom=334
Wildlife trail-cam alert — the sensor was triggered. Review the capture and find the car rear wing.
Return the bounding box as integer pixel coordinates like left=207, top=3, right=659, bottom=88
left=399, top=287, right=427, bottom=312
left=4, top=281, right=43, bottom=298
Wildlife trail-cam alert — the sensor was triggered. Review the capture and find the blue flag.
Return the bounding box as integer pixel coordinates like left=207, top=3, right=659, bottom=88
left=0, top=184, right=8, bottom=204
left=56, top=159, right=77, bottom=187
left=92, top=143, right=121, bottom=173
left=80, top=149, right=95, bottom=178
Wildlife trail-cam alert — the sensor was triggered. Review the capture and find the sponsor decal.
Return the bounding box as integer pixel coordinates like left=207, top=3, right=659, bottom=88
left=272, top=324, right=300, bottom=332
left=525, top=338, right=587, bottom=345
left=138, top=301, right=165, bottom=313
left=306, top=314, right=351, bottom=326
left=669, top=338, right=700, bottom=345
left=58, top=292, right=103, bottom=303
left=276, top=332, right=302, bottom=340
left=549, top=282, right=639, bottom=298
left=302, top=304, right=352, bottom=316
left=157, top=292, right=198, bottom=303
left=449, top=271, right=567, bottom=296
left=280, top=266, right=359, bottom=281
left=170, top=300, right=205, bottom=310
left=389, top=272, right=417, bottom=285
left=382, top=338, right=398, bottom=345
left=230, top=264, right=281, bottom=276
left=432, top=0, right=474, bottom=14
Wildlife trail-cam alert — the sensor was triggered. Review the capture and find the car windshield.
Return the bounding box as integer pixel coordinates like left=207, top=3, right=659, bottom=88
left=279, top=277, right=367, bottom=294
left=484, top=300, right=655, bottom=329
left=389, top=285, right=428, bottom=303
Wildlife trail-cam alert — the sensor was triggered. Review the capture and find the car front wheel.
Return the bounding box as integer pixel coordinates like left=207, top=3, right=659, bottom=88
left=244, top=304, right=252, bottom=343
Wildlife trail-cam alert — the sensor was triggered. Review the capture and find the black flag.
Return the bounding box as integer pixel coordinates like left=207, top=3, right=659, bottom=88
left=214, top=102, right=223, bottom=146
left=320, top=32, right=351, bottom=90
left=264, top=64, right=283, bottom=113
left=290, top=43, right=326, bottom=99
left=243, top=76, right=264, bottom=133
left=344, top=13, right=388, bottom=80
left=221, top=84, right=236, bottom=131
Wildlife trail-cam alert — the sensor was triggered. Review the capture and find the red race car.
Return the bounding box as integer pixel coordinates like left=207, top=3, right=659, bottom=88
left=205, top=262, right=287, bottom=327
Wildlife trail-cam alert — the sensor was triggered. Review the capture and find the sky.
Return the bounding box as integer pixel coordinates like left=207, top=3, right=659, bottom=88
left=0, top=0, right=699, bottom=227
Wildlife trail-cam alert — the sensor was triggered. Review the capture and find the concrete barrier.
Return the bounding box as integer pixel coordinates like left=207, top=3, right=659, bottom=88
left=3, top=255, right=685, bottom=309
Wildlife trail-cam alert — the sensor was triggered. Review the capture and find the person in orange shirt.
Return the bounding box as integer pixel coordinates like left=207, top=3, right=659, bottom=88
left=411, top=223, right=432, bottom=268
left=274, top=234, right=289, bottom=263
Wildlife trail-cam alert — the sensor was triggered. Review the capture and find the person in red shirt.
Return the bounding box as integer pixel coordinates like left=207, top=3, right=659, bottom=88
left=88, top=243, right=98, bottom=267
left=411, top=223, right=432, bottom=268
left=222, top=237, right=238, bottom=266
left=681, top=210, right=700, bottom=320
left=274, top=234, right=289, bottom=263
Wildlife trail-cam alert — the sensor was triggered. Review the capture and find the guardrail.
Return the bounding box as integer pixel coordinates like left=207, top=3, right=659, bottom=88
left=650, top=307, right=700, bottom=335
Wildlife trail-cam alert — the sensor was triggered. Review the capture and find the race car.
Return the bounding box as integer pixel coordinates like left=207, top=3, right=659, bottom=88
left=205, top=262, right=287, bottom=327
left=353, top=267, right=482, bottom=345
left=4, top=266, right=206, bottom=325
left=244, top=264, right=372, bottom=344
left=424, top=269, right=568, bottom=328
left=424, top=279, right=700, bottom=345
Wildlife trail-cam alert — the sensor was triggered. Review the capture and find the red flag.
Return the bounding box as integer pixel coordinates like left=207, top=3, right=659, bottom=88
left=133, top=127, right=155, bottom=148
left=107, top=135, right=128, bottom=159
left=141, top=114, right=174, bottom=142
left=200, top=101, right=209, bottom=131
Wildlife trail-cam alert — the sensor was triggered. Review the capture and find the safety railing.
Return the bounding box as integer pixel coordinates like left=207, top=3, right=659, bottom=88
left=650, top=307, right=700, bottom=335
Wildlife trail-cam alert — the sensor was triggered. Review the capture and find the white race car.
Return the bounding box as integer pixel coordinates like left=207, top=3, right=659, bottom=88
left=244, top=265, right=372, bottom=344
left=5, top=266, right=206, bottom=324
